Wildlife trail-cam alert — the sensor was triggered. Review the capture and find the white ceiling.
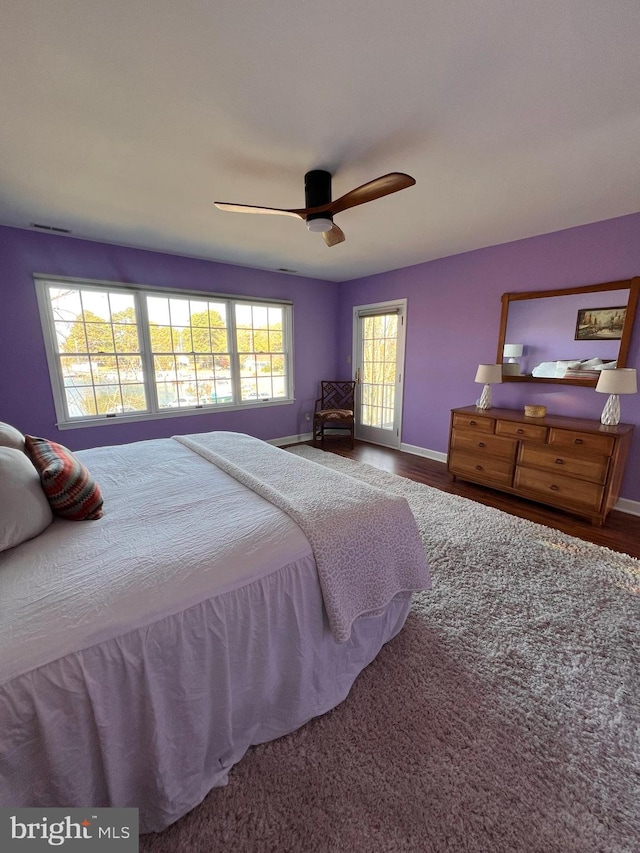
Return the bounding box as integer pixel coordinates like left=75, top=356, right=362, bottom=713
left=1, top=0, right=639, bottom=282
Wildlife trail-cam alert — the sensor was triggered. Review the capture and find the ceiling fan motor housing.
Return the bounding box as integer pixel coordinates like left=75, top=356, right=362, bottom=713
left=304, top=170, right=333, bottom=227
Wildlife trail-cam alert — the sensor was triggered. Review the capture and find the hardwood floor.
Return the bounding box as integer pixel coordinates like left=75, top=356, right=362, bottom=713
left=300, top=439, right=640, bottom=559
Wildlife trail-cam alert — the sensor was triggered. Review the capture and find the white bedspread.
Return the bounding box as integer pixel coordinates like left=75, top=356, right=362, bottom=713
left=175, top=432, right=431, bottom=642
left=0, top=438, right=312, bottom=682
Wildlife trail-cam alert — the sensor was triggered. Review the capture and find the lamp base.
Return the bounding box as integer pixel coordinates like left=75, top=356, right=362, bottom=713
left=600, top=394, right=620, bottom=426
left=476, top=384, right=492, bottom=410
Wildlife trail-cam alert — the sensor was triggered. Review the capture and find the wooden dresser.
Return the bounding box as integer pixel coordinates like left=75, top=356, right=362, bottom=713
left=447, top=405, right=634, bottom=526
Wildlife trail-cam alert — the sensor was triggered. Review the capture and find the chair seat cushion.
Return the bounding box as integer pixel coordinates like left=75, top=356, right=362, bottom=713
left=316, top=409, right=353, bottom=421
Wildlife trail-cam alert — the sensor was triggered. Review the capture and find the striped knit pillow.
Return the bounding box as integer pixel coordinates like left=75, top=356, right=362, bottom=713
left=25, top=436, right=104, bottom=520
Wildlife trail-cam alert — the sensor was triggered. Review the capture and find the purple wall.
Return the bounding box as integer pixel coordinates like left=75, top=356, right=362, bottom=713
left=0, top=226, right=339, bottom=449
left=2, top=213, right=639, bottom=503
left=339, top=212, right=640, bottom=503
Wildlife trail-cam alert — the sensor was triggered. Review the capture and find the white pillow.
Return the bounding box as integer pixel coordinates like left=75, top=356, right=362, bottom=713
left=0, top=421, right=25, bottom=452
left=580, top=357, right=603, bottom=369
left=554, top=360, right=582, bottom=378
left=0, top=447, right=54, bottom=552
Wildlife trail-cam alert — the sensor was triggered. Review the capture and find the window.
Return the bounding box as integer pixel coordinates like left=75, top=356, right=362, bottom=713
left=35, top=277, right=293, bottom=427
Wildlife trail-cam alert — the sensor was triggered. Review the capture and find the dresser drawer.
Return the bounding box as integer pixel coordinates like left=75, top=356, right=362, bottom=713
left=495, top=420, right=547, bottom=442
left=449, top=450, right=513, bottom=485
left=518, top=444, right=609, bottom=484
left=548, top=428, right=615, bottom=457
left=449, top=407, right=633, bottom=526
left=514, top=467, right=604, bottom=512
left=452, top=413, right=495, bottom=433
left=451, top=429, right=517, bottom=461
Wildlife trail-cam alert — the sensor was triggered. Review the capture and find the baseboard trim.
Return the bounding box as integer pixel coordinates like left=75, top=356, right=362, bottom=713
left=399, top=442, right=448, bottom=464
left=614, top=497, right=640, bottom=517
left=269, top=432, right=313, bottom=447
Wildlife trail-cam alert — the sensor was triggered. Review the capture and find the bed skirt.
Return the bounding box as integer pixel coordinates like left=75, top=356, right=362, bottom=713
left=0, top=557, right=411, bottom=833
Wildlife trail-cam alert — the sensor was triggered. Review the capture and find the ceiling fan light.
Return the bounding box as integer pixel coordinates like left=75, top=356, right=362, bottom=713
left=306, top=217, right=333, bottom=233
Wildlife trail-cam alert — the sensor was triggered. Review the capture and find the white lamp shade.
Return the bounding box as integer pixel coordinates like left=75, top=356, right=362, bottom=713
left=475, top=364, right=503, bottom=384
left=595, top=368, right=637, bottom=395
left=503, top=343, right=523, bottom=358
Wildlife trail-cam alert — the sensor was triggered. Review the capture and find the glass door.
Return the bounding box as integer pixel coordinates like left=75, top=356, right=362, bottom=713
left=353, top=299, right=406, bottom=448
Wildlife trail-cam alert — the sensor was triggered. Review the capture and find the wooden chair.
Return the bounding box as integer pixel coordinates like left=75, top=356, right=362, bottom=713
left=312, top=380, right=356, bottom=448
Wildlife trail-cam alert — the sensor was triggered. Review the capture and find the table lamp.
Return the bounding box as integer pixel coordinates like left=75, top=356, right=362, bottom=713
left=595, top=368, right=637, bottom=425
left=475, top=364, right=503, bottom=409
left=502, top=343, right=523, bottom=375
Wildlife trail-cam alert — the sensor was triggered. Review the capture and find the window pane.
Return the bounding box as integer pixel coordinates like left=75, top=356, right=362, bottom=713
left=190, top=301, right=209, bottom=326
left=191, top=327, right=211, bottom=353
left=234, top=302, right=287, bottom=401
left=269, top=331, right=283, bottom=352
left=45, top=284, right=148, bottom=418
left=60, top=355, right=90, bottom=383
left=50, top=288, right=82, bottom=323
left=150, top=325, right=173, bottom=352
left=235, top=304, right=252, bottom=328
left=96, top=385, right=124, bottom=415
left=147, top=297, right=170, bottom=325
left=117, top=355, right=144, bottom=382
left=82, top=291, right=111, bottom=323
left=168, top=298, right=190, bottom=327
left=237, top=329, right=254, bottom=353
left=113, top=323, right=140, bottom=353
left=65, top=386, right=97, bottom=418
left=40, top=280, right=290, bottom=423
left=147, top=295, right=231, bottom=408
left=272, top=376, right=286, bottom=398
left=120, top=387, right=147, bottom=411
left=91, top=355, right=117, bottom=385
left=109, top=292, right=136, bottom=320
left=86, top=323, right=115, bottom=353
left=56, top=321, right=85, bottom=352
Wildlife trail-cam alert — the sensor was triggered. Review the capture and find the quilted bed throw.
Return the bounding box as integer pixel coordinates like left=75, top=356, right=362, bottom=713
left=174, top=432, right=431, bottom=642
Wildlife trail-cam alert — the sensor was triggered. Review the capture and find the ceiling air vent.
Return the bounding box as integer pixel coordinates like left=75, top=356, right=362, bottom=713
left=30, top=222, right=71, bottom=234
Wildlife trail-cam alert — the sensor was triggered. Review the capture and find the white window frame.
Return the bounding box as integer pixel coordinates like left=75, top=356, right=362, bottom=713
left=35, top=275, right=294, bottom=430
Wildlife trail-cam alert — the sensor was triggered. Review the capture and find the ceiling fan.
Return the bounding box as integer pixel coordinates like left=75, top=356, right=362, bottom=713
left=214, top=170, right=416, bottom=247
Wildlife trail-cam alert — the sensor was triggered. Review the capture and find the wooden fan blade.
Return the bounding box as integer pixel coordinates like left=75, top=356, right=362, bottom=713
left=214, top=201, right=304, bottom=220
left=322, top=223, right=345, bottom=247
left=328, top=173, right=415, bottom=215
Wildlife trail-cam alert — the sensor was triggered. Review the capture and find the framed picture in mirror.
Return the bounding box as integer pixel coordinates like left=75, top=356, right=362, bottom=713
left=574, top=306, right=626, bottom=341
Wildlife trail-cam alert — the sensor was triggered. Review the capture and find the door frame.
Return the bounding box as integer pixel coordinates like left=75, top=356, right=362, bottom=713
left=352, top=298, right=407, bottom=449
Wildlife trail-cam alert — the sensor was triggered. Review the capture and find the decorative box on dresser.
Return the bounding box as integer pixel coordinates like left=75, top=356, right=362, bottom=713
left=447, top=406, right=634, bottom=526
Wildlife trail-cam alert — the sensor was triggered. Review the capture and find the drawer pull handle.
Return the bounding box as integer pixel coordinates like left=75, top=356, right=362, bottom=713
left=573, top=438, right=584, bottom=445
left=469, top=420, right=477, bottom=426
left=554, top=458, right=564, bottom=465
left=516, top=428, right=524, bottom=434
left=478, top=441, right=486, bottom=448
left=475, top=465, right=483, bottom=471
left=550, top=484, right=560, bottom=491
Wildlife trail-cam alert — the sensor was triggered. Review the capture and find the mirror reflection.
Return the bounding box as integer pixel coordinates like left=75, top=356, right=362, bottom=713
left=498, top=277, right=639, bottom=386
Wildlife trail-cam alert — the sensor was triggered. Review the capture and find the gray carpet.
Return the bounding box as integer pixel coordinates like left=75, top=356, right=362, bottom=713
left=140, top=446, right=639, bottom=853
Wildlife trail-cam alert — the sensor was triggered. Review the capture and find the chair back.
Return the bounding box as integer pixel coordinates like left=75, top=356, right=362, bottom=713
left=320, top=380, right=356, bottom=411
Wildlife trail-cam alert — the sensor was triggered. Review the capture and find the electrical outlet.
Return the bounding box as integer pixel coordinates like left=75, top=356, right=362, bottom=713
left=304, top=412, right=311, bottom=421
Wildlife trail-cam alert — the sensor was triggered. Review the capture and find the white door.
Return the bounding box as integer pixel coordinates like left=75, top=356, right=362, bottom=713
left=353, top=299, right=407, bottom=449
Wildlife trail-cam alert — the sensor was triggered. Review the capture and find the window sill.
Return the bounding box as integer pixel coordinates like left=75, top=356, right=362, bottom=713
left=55, top=398, right=294, bottom=430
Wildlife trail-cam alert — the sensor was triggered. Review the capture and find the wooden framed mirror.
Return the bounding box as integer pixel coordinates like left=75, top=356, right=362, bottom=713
left=497, top=277, right=640, bottom=386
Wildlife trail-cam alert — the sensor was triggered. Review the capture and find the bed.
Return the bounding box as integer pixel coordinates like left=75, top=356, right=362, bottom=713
left=0, top=429, right=430, bottom=833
